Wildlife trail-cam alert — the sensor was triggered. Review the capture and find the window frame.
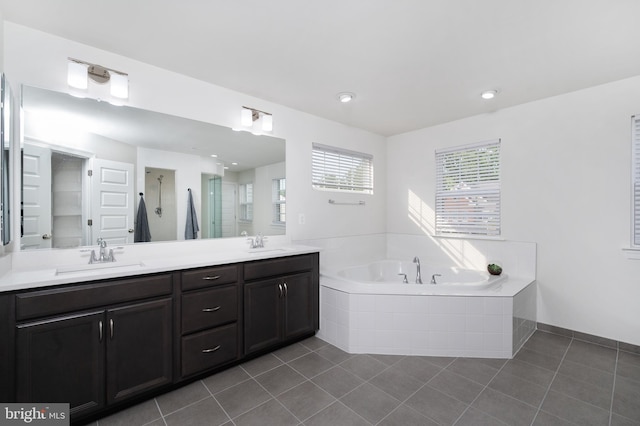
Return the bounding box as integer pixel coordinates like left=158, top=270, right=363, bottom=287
left=632, top=116, right=640, bottom=247
left=435, top=139, right=501, bottom=237
left=272, top=177, right=286, bottom=226
left=238, top=182, right=253, bottom=222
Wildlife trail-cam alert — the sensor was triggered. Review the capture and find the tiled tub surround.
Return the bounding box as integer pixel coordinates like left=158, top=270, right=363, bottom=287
left=305, top=235, right=538, bottom=358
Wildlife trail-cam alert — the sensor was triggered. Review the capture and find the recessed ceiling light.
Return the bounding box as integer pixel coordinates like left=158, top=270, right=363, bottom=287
left=481, top=90, right=498, bottom=100
left=337, top=92, right=356, bottom=103
left=210, top=154, right=217, bottom=158
left=231, top=162, right=238, bottom=166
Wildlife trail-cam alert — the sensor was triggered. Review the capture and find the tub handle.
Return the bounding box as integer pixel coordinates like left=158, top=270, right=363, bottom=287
left=431, top=274, right=442, bottom=284
left=398, top=273, right=408, bottom=284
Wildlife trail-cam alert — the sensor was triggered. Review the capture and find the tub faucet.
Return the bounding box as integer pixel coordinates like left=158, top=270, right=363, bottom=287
left=413, top=257, right=423, bottom=284
left=431, top=274, right=442, bottom=284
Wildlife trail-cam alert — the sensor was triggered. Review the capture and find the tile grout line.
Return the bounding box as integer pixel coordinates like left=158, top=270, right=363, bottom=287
left=608, top=348, right=619, bottom=426
left=152, top=398, right=168, bottom=426
left=201, top=378, right=237, bottom=426
left=528, top=337, right=575, bottom=426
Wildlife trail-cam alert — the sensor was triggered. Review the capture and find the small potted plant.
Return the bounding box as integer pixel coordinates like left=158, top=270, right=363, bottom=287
left=487, top=263, right=503, bottom=276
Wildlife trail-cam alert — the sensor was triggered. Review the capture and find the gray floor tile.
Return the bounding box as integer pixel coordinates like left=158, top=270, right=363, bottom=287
left=454, top=407, right=510, bottom=426
left=142, top=419, right=165, bottom=426
left=368, top=353, right=405, bottom=366
left=156, top=380, right=210, bottom=415
left=202, top=365, right=252, bottom=394
left=98, top=399, right=162, bottom=426
left=617, top=360, right=640, bottom=383
left=618, top=350, right=640, bottom=368
left=288, top=352, right=335, bottom=379
left=273, top=342, right=311, bottom=363
left=405, top=385, right=468, bottom=425
left=558, top=359, right=614, bottom=390
left=241, top=354, right=284, bottom=377
left=488, top=369, right=548, bottom=407
left=514, top=347, right=563, bottom=371
left=471, top=388, right=537, bottom=426
left=278, top=380, right=336, bottom=421
left=163, top=397, right=229, bottom=426
left=299, top=336, right=330, bottom=351
left=214, top=378, right=272, bottom=419
left=523, top=331, right=572, bottom=358
left=233, top=399, right=299, bottom=426
left=533, top=410, right=579, bottom=426
left=255, top=364, right=307, bottom=396
left=610, top=413, right=640, bottom=426
left=541, top=390, right=610, bottom=426
left=388, top=356, right=443, bottom=382
left=550, top=373, right=612, bottom=410
left=311, top=366, right=364, bottom=398
left=339, top=354, right=388, bottom=380
left=369, top=365, right=424, bottom=401
left=500, top=359, right=556, bottom=388
left=564, top=340, right=617, bottom=372
left=340, top=382, right=401, bottom=424
left=613, top=376, right=640, bottom=422
left=315, top=344, right=353, bottom=364
left=446, top=358, right=500, bottom=385
left=303, top=401, right=369, bottom=426
left=424, top=356, right=457, bottom=368
left=428, top=369, right=484, bottom=404
left=378, top=404, right=439, bottom=426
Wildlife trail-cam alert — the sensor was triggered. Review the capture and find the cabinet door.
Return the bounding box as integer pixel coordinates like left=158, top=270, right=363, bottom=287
left=106, top=298, right=173, bottom=404
left=244, top=278, right=282, bottom=354
left=16, top=311, right=105, bottom=418
left=283, top=273, right=315, bottom=339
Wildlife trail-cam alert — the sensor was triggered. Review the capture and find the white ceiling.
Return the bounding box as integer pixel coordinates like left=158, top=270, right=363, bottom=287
left=2, top=0, right=640, bottom=136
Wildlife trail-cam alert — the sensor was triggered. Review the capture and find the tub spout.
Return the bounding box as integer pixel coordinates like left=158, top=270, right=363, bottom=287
left=413, top=257, right=423, bottom=284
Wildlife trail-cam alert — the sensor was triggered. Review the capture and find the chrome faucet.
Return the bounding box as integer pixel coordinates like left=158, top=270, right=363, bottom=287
left=413, top=257, right=423, bottom=284
left=90, top=238, right=115, bottom=264
left=247, top=232, right=266, bottom=249
left=431, top=274, right=442, bottom=284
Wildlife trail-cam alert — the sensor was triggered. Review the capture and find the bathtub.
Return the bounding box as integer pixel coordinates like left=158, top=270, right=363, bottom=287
left=334, top=260, right=507, bottom=293
left=318, top=259, right=536, bottom=358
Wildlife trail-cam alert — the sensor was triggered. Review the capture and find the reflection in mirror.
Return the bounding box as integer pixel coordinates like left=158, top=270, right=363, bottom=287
left=21, top=85, right=286, bottom=250
left=1, top=75, right=12, bottom=246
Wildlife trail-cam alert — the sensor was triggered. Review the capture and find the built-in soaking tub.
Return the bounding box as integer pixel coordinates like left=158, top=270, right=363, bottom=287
left=318, top=260, right=536, bottom=358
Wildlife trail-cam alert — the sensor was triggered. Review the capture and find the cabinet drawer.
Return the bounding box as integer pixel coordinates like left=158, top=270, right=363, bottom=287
left=16, top=274, right=173, bottom=321
left=181, top=323, right=237, bottom=377
left=244, top=254, right=315, bottom=281
left=182, top=285, right=237, bottom=334
left=181, top=265, right=238, bottom=291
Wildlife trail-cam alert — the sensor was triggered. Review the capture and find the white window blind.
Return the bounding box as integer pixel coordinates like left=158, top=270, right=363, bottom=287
left=632, top=116, right=640, bottom=246
left=272, top=178, right=286, bottom=225
left=312, top=143, right=373, bottom=194
left=435, top=139, right=501, bottom=237
left=239, top=183, right=253, bottom=221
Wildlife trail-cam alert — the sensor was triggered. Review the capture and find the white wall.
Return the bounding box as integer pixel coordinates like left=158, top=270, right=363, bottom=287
left=4, top=22, right=387, bottom=247
left=387, top=76, right=640, bottom=346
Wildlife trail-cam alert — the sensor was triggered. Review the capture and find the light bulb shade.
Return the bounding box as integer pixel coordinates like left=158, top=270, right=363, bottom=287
left=110, top=72, right=129, bottom=99
left=68, top=61, right=88, bottom=89
left=262, top=114, right=273, bottom=132
left=241, top=108, right=253, bottom=127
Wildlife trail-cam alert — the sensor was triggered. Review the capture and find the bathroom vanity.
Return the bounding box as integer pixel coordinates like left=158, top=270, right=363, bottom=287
left=0, top=249, right=319, bottom=423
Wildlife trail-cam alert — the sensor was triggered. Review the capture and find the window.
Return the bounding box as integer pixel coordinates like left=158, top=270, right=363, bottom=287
left=435, top=139, right=501, bottom=237
left=238, top=183, right=253, bottom=221
left=272, top=178, right=286, bottom=225
left=632, top=116, right=640, bottom=246
left=312, top=143, right=373, bottom=194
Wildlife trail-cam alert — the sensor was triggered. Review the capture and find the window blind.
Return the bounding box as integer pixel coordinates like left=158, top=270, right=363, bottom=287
left=239, top=183, right=253, bottom=221
left=312, top=143, right=373, bottom=194
left=435, top=139, right=501, bottom=236
left=633, top=116, right=640, bottom=246
left=272, top=178, right=286, bottom=224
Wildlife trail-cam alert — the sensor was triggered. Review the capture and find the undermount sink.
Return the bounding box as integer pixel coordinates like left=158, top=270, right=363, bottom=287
left=56, top=261, right=145, bottom=275
left=246, top=247, right=288, bottom=254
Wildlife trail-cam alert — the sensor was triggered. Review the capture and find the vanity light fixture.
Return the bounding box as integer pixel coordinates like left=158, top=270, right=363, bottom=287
left=337, top=92, right=356, bottom=103
left=67, top=57, right=129, bottom=99
left=240, top=106, right=273, bottom=132
left=481, top=90, right=498, bottom=100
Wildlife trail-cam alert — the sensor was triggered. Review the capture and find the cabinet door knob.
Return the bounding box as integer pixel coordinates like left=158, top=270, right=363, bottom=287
left=202, top=306, right=221, bottom=312
left=128, top=228, right=134, bottom=233
left=202, top=345, right=221, bottom=353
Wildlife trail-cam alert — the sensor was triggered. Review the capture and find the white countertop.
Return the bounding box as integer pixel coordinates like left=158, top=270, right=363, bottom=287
left=0, top=245, right=320, bottom=293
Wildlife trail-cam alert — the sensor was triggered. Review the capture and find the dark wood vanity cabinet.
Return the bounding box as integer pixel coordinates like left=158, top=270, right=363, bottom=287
left=14, top=274, right=174, bottom=419
left=6, top=251, right=319, bottom=423
left=244, top=254, right=319, bottom=355
left=180, top=264, right=241, bottom=378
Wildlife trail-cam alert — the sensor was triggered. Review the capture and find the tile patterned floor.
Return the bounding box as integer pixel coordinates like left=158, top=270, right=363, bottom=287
left=90, top=330, right=640, bottom=426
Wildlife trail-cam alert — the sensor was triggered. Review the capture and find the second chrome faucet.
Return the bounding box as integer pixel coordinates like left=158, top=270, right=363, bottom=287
left=412, top=256, right=423, bottom=284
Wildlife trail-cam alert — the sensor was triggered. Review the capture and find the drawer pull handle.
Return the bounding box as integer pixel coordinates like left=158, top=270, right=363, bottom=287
left=283, top=282, right=288, bottom=297
left=202, top=345, right=221, bottom=353
left=99, top=320, right=103, bottom=342
left=109, top=319, right=114, bottom=339
left=202, top=306, right=221, bottom=312
left=202, top=275, right=221, bottom=281
left=278, top=283, right=283, bottom=298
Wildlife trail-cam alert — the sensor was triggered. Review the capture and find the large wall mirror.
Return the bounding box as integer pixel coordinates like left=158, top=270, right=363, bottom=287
left=1, top=75, right=12, bottom=246
left=21, top=85, right=285, bottom=250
